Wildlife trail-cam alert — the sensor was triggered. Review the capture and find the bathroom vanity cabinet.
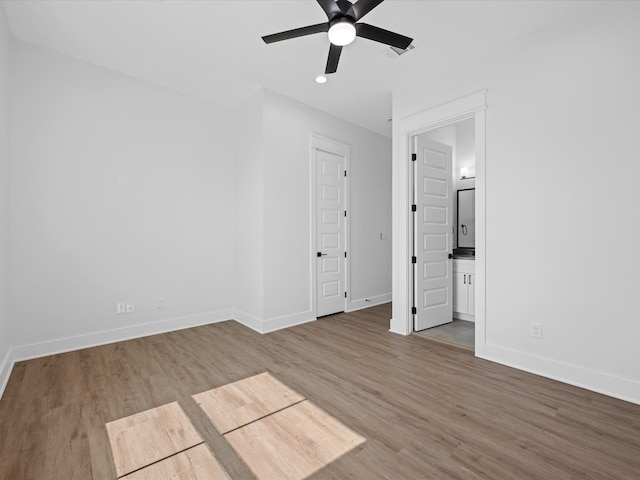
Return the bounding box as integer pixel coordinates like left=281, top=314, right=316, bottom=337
left=453, top=259, right=475, bottom=321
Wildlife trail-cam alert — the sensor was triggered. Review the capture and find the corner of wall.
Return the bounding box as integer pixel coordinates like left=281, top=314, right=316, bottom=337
left=0, top=348, right=13, bottom=399
left=0, top=0, right=13, bottom=401
left=347, top=293, right=392, bottom=313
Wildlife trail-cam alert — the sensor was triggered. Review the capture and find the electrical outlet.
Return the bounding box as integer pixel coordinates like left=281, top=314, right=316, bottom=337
left=531, top=322, right=543, bottom=339
left=156, top=297, right=164, bottom=309
left=126, top=301, right=135, bottom=314
left=116, top=303, right=125, bottom=315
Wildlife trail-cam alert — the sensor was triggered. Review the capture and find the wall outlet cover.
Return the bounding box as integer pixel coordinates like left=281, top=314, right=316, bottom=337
left=531, top=322, right=543, bottom=338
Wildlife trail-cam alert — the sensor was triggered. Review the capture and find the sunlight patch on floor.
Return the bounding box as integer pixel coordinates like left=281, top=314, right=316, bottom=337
left=106, top=401, right=204, bottom=477
left=106, top=373, right=364, bottom=480
left=225, top=399, right=365, bottom=480
left=121, top=444, right=230, bottom=480
left=192, top=371, right=304, bottom=434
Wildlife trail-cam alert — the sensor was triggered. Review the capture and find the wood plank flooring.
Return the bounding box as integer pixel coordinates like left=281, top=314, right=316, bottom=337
left=225, top=399, right=365, bottom=480
left=121, top=444, right=230, bottom=480
left=106, top=401, right=203, bottom=477
left=192, top=371, right=305, bottom=434
left=1, top=303, right=639, bottom=479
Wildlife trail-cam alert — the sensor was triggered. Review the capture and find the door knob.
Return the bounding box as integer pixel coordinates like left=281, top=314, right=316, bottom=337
left=317, top=252, right=327, bottom=257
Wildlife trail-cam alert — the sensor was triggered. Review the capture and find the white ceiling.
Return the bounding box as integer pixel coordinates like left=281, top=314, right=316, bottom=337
left=2, top=0, right=590, bottom=137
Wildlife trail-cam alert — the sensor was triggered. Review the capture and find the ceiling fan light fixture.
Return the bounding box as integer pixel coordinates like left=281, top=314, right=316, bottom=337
left=328, top=18, right=356, bottom=46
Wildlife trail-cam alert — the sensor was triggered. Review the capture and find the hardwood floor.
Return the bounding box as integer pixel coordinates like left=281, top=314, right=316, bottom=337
left=1, top=303, right=639, bottom=479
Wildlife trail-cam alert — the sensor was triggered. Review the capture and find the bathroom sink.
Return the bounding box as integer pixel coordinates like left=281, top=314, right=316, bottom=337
left=453, top=249, right=475, bottom=259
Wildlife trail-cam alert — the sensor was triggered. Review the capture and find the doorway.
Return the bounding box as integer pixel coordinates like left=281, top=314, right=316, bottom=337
left=310, top=135, right=350, bottom=318
left=411, top=118, right=477, bottom=349
left=412, top=135, right=454, bottom=331
left=390, top=91, right=486, bottom=356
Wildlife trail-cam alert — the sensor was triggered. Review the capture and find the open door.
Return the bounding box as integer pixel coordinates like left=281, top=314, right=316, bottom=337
left=413, top=136, right=453, bottom=331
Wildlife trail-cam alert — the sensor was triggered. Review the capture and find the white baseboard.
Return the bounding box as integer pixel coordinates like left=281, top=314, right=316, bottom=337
left=478, top=343, right=640, bottom=406
left=232, top=309, right=264, bottom=333
left=262, top=310, right=315, bottom=333
left=3, top=309, right=639, bottom=407
left=347, top=293, right=391, bottom=313
left=389, top=317, right=410, bottom=335
left=0, top=307, right=319, bottom=399
left=0, top=309, right=234, bottom=399
left=233, top=309, right=316, bottom=334
left=0, top=348, right=12, bottom=399
left=453, top=312, right=475, bottom=322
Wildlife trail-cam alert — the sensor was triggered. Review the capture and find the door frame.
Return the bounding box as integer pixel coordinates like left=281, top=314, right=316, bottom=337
left=390, top=91, right=487, bottom=356
left=310, top=134, right=350, bottom=318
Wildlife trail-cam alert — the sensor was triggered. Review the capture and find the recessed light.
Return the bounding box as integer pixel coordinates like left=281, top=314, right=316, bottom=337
left=315, top=75, right=328, bottom=84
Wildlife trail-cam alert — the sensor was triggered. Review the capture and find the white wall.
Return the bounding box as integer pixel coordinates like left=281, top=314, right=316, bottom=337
left=0, top=6, right=11, bottom=387
left=393, top=2, right=640, bottom=403
left=454, top=118, right=475, bottom=194
left=9, top=41, right=236, bottom=354
left=234, top=89, right=264, bottom=325
left=262, top=89, right=392, bottom=325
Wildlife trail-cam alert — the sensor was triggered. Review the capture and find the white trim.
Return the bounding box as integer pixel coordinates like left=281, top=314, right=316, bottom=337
left=0, top=306, right=318, bottom=399
left=232, top=309, right=264, bottom=333
left=347, top=293, right=391, bottom=312
left=262, top=310, right=316, bottom=334
left=397, top=91, right=488, bottom=135
left=310, top=134, right=351, bottom=318
left=391, top=91, right=487, bottom=337
left=0, top=309, right=234, bottom=399
left=479, top=344, right=640, bottom=406
left=11, top=309, right=234, bottom=362
left=232, top=309, right=317, bottom=334
left=0, top=349, right=12, bottom=399
left=453, top=312, right=475, bottom=322
left=474, top=109, right=487, bottom=355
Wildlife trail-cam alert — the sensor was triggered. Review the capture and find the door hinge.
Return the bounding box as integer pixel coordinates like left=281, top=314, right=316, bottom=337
left=411, top=204, right=417, bottom=212
left=344, top=170, right=347, bottom=177
left=344, top=210, right=347, bottom=217
left=412, top=306, right=417, bottom=315
left=344, top=291, right=347, bottom=298
left=411, top=256, right=417, bottom=264
left=411, top=153, right=417, bottom=161
left=344, top=251, right=347, bottom=258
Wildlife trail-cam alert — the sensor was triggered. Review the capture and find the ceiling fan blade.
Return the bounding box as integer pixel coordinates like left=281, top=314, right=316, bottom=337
left=355, top=23, right=413, bottom=50
left=348, top=0, right=385, bottom=21
left=316, top=0, right=343, bottom=20
left=325, top=44, right=343, bottom=74
left=262, top=23, right=328, bottom=44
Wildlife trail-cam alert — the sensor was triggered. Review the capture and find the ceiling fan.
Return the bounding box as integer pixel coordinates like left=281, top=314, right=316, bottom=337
left=262, top=0, right=413, bottom=74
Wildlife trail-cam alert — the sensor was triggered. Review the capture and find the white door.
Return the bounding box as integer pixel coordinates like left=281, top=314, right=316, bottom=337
left=316, top=148, right=345, bottom=317
left=414, top=137, right=453, bottom=331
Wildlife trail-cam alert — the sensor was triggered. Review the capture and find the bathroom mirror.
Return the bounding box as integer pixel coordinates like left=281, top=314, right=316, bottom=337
left=457, top=188, right=475, bottom=248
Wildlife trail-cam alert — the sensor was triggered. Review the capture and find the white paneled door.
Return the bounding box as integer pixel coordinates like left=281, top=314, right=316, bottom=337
left=414, top=137, right=453, bottom=331
left=316, top=148, right=345, bottom=317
